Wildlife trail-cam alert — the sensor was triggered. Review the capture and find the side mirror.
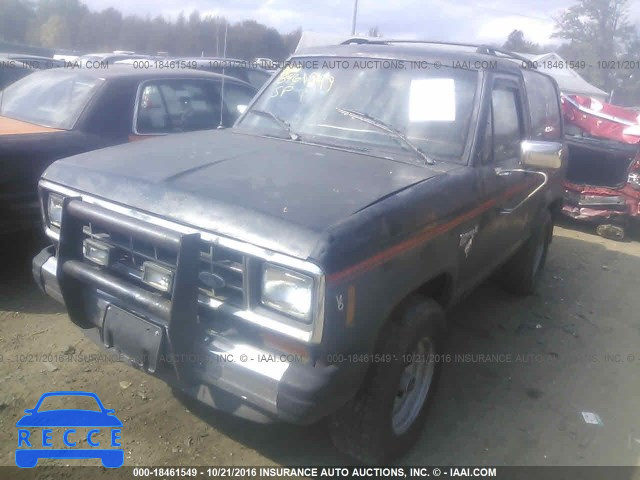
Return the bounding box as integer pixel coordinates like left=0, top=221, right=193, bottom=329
left=521, top=140, right=564, bottom=170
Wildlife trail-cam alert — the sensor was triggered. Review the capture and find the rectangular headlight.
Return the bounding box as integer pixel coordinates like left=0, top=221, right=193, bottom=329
left=142, top=261, right=174, bottom=293
left=261, top=264, right=314, bottom=323
left=82, top=238, right=112, bottom=266
left=47, top=193, right=64, bottom=228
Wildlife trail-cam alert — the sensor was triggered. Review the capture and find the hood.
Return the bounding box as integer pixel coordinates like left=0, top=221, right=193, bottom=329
left=43, top=129, right=445, bottom=259
left=0, top=116, right=63, bottom=135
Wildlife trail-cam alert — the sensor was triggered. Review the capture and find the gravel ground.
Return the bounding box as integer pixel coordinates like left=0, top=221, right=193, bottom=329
left=1, top=223, right=639, bottom=473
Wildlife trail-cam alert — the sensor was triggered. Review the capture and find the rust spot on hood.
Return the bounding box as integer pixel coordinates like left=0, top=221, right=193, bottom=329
left=0, top=116, right=63, bottom=135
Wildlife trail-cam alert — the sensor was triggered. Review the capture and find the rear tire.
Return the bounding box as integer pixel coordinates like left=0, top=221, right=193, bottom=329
left=329, top=296, right=444, bottom=464
left=498, top=210, right=553, bottom=295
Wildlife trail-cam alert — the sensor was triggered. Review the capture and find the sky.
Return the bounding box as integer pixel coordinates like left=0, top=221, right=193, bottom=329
left=80, top=0, right=640, bottom=46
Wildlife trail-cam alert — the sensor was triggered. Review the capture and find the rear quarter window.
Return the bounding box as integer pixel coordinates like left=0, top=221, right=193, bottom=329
left=523, top=70, right=562, bottom=141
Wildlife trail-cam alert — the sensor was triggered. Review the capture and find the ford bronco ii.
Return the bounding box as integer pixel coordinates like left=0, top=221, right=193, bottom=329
left=32, top=40, right=566, bottom=463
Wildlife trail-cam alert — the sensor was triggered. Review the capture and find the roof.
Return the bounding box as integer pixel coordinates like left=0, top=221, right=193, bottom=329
left=514, top=51, right=608, bottom=99
left=30, top=64, right=250, bottom=83
left=294, top=42, right=527, bottom=72
left=175, top=57, right=270, bottom=72
left=0, top=54, right=35, bottom=70
left=0, top=53, right=64, bottom=68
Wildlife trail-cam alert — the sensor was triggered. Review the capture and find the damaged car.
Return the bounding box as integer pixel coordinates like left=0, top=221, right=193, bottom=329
left=561, top=95, right=640, bottom=240
left=32, top=40, right=566, bottom=463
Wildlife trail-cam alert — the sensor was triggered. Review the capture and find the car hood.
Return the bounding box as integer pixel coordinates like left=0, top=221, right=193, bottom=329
left=15, top=410, right=123, bottom=427
left=43, top=129, right=446, bottom=259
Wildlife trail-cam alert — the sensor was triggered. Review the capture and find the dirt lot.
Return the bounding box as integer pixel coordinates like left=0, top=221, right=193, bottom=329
left=1, top=222, right=639, bottom=470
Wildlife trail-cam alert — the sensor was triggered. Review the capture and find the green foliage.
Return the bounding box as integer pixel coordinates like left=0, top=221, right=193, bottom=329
left=502, top=1, right=640, bottom=106
left=1, top=0, right=301, bottom=60
left=552, top=0, right=636, bottom=98
left=0, top=0, right=32, bottom=42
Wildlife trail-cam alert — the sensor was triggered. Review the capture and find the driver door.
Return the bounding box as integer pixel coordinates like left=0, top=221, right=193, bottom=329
left=463, top=74, right=532, bottom=283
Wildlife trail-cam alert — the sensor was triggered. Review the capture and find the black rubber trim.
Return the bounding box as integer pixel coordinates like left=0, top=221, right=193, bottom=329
left=276, top=361, right=368, bottom=425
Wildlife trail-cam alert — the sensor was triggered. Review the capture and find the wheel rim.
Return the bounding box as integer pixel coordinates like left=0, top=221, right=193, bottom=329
left=392, top=336, right=435, bottom=435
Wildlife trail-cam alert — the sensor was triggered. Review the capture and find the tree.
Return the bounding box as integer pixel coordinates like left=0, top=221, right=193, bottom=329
left=611, top=31, right=640, bottom=106
left=0, top=0, right=31, bottom=43
left=283, top=28, right=302, bottom=55
left=39, top=14, right=71, bottom=48
left=0, top=0, right=309, bottom=60
left=552, top=0, right=634, bottom=92
left=97, top=8, right=123, bottom=50
left=35, top=0, right=90, bottom=47
left=503, top=30, right=540, bottom=54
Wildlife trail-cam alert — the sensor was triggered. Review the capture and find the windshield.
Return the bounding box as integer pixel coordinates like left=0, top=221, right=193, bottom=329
left=237, top=57, right=479, bottom=162
left=0, top=69, right=103, bottom=129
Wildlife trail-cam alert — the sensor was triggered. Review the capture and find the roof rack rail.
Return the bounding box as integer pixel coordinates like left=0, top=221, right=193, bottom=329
left=474, top=45, right=531, bottom=64
left=339, top=38, right=533, bottom=66
left=340, top=38, right=387, bottom=45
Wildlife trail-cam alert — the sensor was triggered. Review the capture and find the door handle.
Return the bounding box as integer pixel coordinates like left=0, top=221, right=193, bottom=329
left=494, top=168, right=548, bottom=214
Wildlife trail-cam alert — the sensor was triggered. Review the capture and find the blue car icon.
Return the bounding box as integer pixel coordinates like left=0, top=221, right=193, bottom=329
left=15, top=391, right=123, bottom=468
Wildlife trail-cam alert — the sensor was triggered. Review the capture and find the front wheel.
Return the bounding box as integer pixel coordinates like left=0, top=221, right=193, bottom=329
left=329, top=296, right=444, bottom=464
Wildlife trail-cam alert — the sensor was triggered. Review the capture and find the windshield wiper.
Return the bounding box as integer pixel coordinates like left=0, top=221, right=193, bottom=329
left=336, top=107, right=435, bottom=165
left=246, top=109, right=300, bottom=141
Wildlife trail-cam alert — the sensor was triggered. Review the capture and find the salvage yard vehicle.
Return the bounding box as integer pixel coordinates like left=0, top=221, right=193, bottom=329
left=75, top=52, right=151, bottom=67
left=173, top=58, right=273, bottom=90
left=0, top=54, right=34, bottom=90
left=0, top=53, right=64, bottom=72
left=0, top=53, right=65, bottom=91
left=0, top=66, right=257, bottom=234
left=561, top=95, right=640, bottom=240
left=32, top=40, right=565, bottom=463
left=254, top=57, right=278, bottom=70
left=0, top=54, right=65, bottom=69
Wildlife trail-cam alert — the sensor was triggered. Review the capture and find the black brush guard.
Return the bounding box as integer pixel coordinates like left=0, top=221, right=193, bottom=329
left=56, top=197, right=202, bottom=384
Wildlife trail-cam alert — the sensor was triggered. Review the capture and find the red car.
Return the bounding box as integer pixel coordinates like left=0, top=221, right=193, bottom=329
left=561, top=94, right=640, bottom=240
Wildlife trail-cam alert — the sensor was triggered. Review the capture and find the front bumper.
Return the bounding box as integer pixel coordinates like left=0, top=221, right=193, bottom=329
left=33, top=246, right=365, bottom=426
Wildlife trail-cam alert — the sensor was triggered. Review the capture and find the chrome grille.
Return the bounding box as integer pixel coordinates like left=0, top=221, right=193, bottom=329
left=80, top=223, right=246, bottom=307
left=198, top=243, right=245, bottom=307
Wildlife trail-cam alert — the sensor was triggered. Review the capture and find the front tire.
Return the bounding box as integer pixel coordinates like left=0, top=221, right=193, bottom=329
left=329, top=296, right=444, bottom=464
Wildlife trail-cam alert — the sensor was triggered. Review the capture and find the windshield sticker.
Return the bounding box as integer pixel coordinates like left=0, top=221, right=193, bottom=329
left=271, top=66, right=335, bottom=98
left=409, top=78, right=456, bottom=122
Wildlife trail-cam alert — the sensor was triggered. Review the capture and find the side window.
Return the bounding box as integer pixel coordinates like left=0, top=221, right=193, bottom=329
left=222, top=83, right=256, bottom=123
left=491, top=86, right=523, bottom=163
left=522, top=71, right=562, bottom=140
left=135, top=80, right=221, bottom=134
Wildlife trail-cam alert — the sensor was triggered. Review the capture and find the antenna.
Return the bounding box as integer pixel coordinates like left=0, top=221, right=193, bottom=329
left=217, top=22, right=228, bottom=129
